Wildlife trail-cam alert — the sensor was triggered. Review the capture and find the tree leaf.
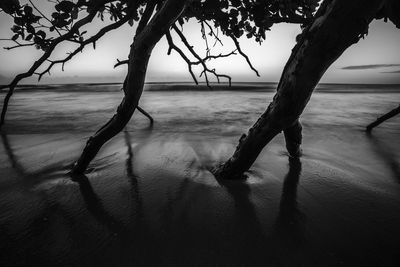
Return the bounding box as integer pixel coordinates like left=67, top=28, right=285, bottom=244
left=36, top=30, right=46, bottom=39
left=24, top=5, right=33, bottom=15
left=55, top=1, right=75, bottom=13
left=26, top=33, right=33, bottom=41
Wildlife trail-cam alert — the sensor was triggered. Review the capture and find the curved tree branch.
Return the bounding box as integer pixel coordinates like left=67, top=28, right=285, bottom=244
left=38, top=16, right=130, bottom=80
left=1, top=39, right=36, bottom=50
left=0, top=11, right=98, bottom=128
left=229, top=35, right=260, bottom=77
left=114, top=59, right=129, bottom=68
left=172, top=24, right=232, bottom=87
left=137, top=106, right=154, bottom=124
left=166, top=30, right=199, bottom=84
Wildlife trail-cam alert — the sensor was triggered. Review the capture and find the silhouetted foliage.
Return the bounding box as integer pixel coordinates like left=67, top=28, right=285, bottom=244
left=1, top=0, right=318, bottom=51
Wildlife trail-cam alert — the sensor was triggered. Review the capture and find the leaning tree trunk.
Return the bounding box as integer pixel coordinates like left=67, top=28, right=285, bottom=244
left=72, top=0, right=191, bottom=174
left=214, top=0, right=386, bottom=179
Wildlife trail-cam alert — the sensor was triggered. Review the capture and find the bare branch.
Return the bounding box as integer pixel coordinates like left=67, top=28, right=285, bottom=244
left=166, top=30, right=198, bottom=84
left=172, top=24, right=232, bottom=87
left=38, top=16, right=130, bottom=80
left=200, top=21, right=210, bottom=56
left=193, top=50, right=236, bottom=65
left=229, top=35, right=260, bottom=77
left=2, top=40, right=35, bottom=50
left=114, top=59, right=129, bottom=68
left=137, top=106, right=154, bottom=124
left=203, top=20, right=223, bottom=47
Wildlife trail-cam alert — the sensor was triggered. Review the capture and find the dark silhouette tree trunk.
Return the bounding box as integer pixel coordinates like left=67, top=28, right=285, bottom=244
left=71, top=0, right=191, bottom=174
left=284, top=120, right=303, bottom=157
left=214, top=0, right=386, bottom=179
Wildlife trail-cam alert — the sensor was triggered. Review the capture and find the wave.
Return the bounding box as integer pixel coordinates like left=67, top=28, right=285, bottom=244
left=2, top=82, right=399, bottom=93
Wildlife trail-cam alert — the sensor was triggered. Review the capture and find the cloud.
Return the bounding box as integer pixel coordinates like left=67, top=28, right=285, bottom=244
left=341, top=64, right=400, bottom=70
left=381, top=69, right=400, bottom=73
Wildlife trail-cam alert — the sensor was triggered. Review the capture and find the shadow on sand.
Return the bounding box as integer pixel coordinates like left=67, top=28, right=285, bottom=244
left=0, top=130, right=307, bottom=265
left=366, top=132, right=400, bottom=183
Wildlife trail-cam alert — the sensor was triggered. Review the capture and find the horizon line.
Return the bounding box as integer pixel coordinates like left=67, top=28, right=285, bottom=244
left=2, top=81, right=400, bottom=87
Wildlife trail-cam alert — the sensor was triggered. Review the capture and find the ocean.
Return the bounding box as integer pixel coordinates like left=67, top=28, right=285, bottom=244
left=2, top=82, right=400, bottom=135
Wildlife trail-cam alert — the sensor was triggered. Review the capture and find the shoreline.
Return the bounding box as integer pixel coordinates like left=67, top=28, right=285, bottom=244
left=0, top=82, right=399, bottom=93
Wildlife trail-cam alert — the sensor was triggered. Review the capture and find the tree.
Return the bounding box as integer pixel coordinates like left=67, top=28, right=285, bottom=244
left=0, top=0, right=318, bottom=174
left=214, top=0, right=400, bottom=179
left=1, top=0, right=397, bottom=178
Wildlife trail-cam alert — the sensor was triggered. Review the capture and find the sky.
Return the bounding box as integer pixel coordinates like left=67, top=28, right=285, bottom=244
left=0, top=2, right=399, bottom=84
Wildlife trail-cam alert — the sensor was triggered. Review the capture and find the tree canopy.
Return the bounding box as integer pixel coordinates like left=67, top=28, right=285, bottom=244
left=1, top=0, right=319, bottom=49
left=0, top=0, right=319, bottom=83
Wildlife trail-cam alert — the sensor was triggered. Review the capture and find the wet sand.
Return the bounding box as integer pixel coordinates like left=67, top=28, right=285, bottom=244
left=1, top=128, right=400, bottom=266
left=1, top=87, right=400, bottom=266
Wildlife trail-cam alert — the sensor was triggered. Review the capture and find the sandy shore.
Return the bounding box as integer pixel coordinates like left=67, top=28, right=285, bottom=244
left=0, top=127, right=399, bottom=266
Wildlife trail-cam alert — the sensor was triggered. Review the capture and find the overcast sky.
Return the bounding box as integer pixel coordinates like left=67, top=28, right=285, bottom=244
left=0, top=3, right=399, bottom=84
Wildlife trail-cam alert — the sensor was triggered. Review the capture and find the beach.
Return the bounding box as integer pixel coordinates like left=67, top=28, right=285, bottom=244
left=0, top=84, right=400, bottom=266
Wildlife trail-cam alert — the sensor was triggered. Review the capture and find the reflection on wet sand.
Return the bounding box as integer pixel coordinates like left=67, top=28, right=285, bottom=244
left=1, top=133, right=400, bottom=266
left=216, top=174, right=266, bottom=248
left=1, top=132, right=69, bottom=184
left=366, top=132, right=400, bottom=183
left=71, top=173, right=130, bottom=238
left=1, top=132, right=24, bottom=175
left=276, top=157, right=304, bottom=245
left=124, top=128, right=145, bottom=222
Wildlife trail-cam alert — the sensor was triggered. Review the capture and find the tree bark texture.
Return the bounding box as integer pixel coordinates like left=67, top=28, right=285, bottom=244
left=284, top=120, right=302, bottom=157
left=214, top=0, right=386, bottom=179
left=72, top=0, right=191, bottom=173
